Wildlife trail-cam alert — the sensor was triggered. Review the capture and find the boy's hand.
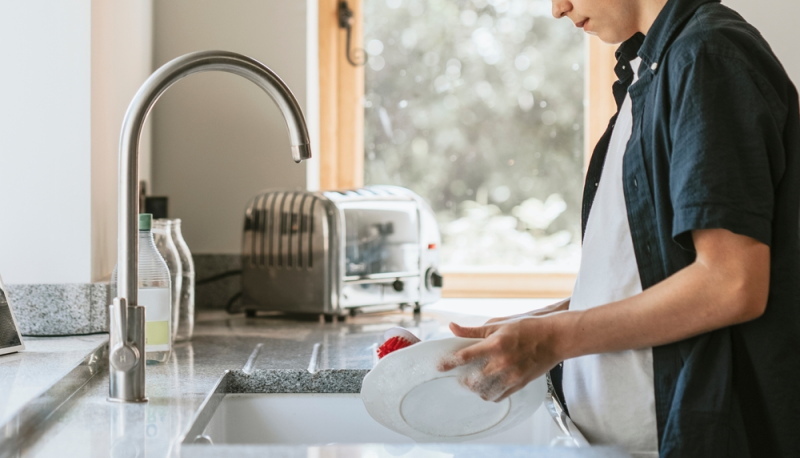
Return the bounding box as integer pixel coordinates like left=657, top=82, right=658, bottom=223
left=437, top=317, right=566, bottom=402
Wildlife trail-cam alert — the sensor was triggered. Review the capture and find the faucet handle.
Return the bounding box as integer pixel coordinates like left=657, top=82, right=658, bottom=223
left=110, top=342, right=139, bottom=372
left=109, top=297, right=139, bottom=372
left=112, top=297, right=128, bottom=345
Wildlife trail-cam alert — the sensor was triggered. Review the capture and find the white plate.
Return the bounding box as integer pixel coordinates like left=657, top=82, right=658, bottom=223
left=361, top=337, right=546, bottom=442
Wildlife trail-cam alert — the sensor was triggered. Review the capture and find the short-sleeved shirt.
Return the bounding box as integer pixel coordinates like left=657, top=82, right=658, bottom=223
left=551, top=0, right=800, bottom=456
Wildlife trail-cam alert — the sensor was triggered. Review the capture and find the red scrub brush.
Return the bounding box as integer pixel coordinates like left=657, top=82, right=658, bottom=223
left=377, top=327, right=421, bottom=359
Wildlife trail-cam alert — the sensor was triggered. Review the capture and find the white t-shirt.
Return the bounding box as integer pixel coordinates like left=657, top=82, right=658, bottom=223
left=562, top=58, right=659, bottom=458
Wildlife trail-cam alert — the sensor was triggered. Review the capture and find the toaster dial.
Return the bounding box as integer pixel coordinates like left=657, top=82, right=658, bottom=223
left=425, top=268, right=443, bottom=290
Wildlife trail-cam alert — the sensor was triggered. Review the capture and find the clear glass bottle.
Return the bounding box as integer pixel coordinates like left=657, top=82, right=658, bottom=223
left=112, top=214, right=173, bottom=363
left=170, top=219, right=195, bottom=342
left=153, top=219, right=183, bottom=341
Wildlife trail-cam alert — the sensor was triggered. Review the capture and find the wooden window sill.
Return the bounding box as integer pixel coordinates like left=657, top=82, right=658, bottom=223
left=441, top=272, right=576, bottom=299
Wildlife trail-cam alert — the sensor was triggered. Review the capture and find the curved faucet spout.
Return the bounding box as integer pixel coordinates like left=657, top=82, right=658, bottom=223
left=110, top=51, right=311, bottom=403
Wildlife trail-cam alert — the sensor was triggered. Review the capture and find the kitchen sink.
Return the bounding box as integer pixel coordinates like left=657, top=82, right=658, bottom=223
left=184, top=393, right=571, bottom=446
left=182, top=371, right=587, bottom=447
left=202, top=393, right=562, bottom=445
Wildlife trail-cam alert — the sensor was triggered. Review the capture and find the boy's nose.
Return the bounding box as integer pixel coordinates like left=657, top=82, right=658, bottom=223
left=551, top=0, right=572, bottom=19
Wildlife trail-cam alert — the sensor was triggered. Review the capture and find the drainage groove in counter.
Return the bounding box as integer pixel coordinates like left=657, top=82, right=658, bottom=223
left=241, top=343, right=263, bottom=375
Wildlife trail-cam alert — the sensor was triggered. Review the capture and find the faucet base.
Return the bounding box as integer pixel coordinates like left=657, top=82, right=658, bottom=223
left=106, top=397, right=149, bottom=404
left=108, top=305, right=147, bottom=403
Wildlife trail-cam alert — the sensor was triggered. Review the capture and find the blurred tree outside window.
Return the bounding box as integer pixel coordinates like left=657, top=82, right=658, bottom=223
left=363, top=0, right=586, bottom=272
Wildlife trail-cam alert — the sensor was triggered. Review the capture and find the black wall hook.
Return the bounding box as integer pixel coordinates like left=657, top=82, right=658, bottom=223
left=338, top=1, right=367, bottom=67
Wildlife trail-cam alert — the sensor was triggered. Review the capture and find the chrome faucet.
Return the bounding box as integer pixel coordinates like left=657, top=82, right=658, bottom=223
left=109, top=51, right=311, bottom=402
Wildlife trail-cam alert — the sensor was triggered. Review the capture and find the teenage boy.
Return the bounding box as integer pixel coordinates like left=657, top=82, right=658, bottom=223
left=439, top=0, right=800, bottom=456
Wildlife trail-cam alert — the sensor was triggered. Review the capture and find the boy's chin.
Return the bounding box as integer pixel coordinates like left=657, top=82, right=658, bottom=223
left=594, top=30, right=636, bottom=46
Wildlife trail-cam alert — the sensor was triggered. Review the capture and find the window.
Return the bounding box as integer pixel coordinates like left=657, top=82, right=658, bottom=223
left=318, top=0, right=617, bottom=297
left=363, top=0, right=585, bottom=273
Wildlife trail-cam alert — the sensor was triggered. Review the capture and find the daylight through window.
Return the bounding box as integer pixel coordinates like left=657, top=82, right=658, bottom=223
left=364, top=0, right=586, bottom=272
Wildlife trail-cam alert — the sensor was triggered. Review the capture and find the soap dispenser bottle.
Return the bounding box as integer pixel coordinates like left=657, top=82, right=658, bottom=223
left=112, top=213, right=173, bottom=363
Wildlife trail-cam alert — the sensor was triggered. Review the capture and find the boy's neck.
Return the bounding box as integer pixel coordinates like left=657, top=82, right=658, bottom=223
left=638, top=0, right=670, bottom=36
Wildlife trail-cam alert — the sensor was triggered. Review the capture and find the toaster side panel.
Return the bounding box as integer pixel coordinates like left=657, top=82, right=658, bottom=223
left=241, top=191, right=335, bottom=314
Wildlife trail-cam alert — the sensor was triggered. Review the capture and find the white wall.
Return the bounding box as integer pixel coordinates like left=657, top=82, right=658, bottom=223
left=0, top=1, right=92, bottom=284
left=724, top=0, right=799, bottom=85
left=0, top=0, right=152, bottom=284
left=151, top=0, right=319, bottom=254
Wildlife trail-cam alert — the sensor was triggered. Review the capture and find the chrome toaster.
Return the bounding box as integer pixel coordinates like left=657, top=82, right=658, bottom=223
left=241, top=186, right=443, bottom=317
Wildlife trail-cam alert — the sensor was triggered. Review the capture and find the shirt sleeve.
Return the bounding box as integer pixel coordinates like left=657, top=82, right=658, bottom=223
left=669, top=53, right=784, bottom=249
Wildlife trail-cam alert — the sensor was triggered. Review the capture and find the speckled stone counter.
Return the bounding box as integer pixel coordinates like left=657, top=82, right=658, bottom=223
left=0, top=334, right=107, bottom=425
left=1, top=301, right=630, bottom=458
left=6, top=283, right=109, bottom=335
left=227, top=369, right=369, bottom=393
left=5, top=254, right=240, bottom=337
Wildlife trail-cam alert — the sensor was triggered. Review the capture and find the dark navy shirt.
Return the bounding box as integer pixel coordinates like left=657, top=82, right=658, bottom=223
left=560, top=0, right=800, bottom=456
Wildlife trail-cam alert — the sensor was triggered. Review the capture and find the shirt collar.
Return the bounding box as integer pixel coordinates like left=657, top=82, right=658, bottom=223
left=621, top=0, right=720, bottom=74
left=615, top=33, right=646, bottom=81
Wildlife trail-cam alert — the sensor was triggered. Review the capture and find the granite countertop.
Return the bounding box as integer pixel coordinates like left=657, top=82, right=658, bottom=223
left=0, top=300, right=630, bottom=458
left=0, top=334, right=108, bottom=425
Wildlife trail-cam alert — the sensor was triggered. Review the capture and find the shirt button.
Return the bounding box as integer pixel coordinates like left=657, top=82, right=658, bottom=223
left=594, top=182, right=599, bottom=187
left=646, top=245, right=652, bottom=254
left=651, top=62, right=659, bottom=71
left=633, top=178, right=639, bottom=188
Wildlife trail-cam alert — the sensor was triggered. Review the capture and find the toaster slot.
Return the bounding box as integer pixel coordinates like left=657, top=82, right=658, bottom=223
left=284, top=192, right=297, bottom=267
left=275, top=191, right=314, bottom=269
left=248, top=195, right=260, bottom=266
left=297, top=194, right=314, bottom=269
left=307, top=197, right=317, bottom=269
left=289, top=192, right=307, bottom=268
left=277, top=192, right=289, bottom=267
left=243, top=194, right=268, bottom=268
left=257, top=193, right=271, bottom=267
left=243, top=200, right=254, bottom=267
left=302, top=196, right=320, bottom=270
left=270, top=192, right=286, bottom=267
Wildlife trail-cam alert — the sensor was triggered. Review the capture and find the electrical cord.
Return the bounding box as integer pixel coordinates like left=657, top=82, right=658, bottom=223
left=195, top=269, right=243, bottom=314
left=195, top=269, right=242, bottom=285
left=226, top=291, right=243, bottom=315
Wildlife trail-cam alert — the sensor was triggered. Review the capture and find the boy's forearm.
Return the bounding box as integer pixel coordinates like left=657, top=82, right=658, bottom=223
left=551, top=230, right=769, bottom=361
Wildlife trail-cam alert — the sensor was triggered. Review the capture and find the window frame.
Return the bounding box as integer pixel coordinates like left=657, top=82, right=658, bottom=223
left=319, top=0, right=617, bottom=298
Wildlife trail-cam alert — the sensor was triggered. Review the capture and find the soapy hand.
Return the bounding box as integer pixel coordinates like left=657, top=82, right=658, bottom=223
left=437, top=317, right=564, bottom=402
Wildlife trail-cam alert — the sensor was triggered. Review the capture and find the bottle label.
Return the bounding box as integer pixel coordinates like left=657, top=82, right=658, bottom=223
left=146, top=321, right=169, bottom=346
left=139, top=288, right=171, bottom=351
